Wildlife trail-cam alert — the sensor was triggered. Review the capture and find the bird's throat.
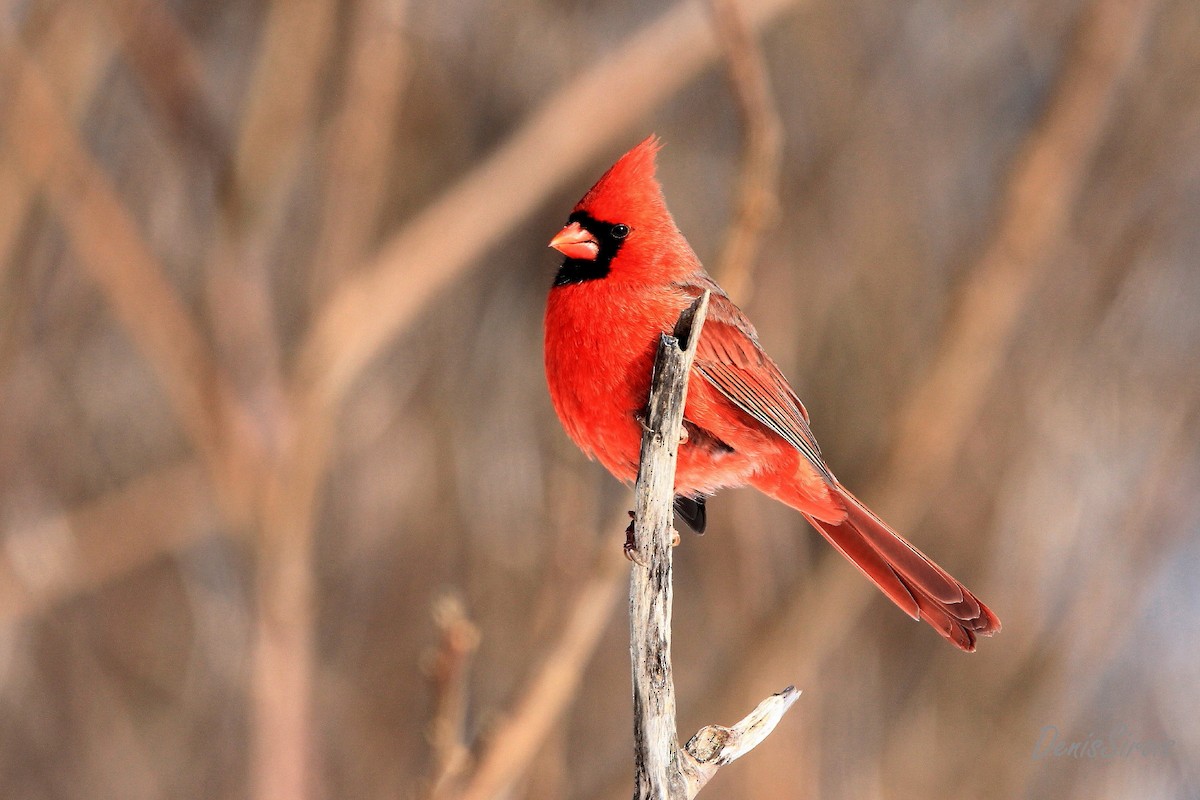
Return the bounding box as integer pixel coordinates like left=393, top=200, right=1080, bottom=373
left=553, top=258, right=610, bottom=286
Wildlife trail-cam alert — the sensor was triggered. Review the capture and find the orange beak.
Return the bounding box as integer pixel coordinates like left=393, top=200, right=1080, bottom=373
left=548, top=221, right=599, bottom=261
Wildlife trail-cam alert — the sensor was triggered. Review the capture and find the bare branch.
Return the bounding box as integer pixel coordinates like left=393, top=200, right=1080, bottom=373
left=629, top=292, right=708, bottom=799
left=681, top=686, right=801, bottom=796
left=630, top=292, right=797, bottom=798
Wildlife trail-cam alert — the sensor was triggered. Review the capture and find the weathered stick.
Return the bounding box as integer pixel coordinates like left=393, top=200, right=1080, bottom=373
left=629, top=291, right=799, bottom=799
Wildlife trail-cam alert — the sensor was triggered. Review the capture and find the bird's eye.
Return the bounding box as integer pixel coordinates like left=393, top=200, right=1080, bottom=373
left=611, top=224, right=630, bottom=239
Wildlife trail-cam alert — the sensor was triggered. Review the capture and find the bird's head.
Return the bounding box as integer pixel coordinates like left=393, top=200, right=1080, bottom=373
left=549, top=135, right=691, bottom=287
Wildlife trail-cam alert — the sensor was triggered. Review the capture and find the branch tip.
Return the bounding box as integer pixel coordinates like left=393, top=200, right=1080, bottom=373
left=672, top=290, right=712, bottom=351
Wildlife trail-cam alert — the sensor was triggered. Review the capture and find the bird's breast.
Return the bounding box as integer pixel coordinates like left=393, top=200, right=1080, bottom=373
left=544, top=282, right=683, bottom=482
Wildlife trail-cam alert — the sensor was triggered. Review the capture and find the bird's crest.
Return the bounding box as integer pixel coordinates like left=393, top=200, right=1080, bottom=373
left=575, top=135, right=670, bottom=227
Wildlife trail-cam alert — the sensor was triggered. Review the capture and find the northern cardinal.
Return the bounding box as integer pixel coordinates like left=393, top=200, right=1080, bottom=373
left=544, top=136, right=999, bottom=651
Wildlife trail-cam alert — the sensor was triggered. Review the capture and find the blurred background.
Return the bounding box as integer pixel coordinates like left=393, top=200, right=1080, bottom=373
left=2, top=0, right=1198, bottom=797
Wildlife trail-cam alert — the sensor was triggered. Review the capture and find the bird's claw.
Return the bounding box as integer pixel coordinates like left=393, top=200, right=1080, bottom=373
left=623, top=511, right=680, bottom=562
left=623, top=513, right=645, bottom=564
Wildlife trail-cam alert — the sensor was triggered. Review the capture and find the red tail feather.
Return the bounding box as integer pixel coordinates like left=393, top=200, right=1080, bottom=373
left=801, top=486, right=999, bottom=651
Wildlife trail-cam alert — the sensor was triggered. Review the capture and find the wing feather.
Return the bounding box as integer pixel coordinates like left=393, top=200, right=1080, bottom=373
left=687, top=288, right=831, bottom=480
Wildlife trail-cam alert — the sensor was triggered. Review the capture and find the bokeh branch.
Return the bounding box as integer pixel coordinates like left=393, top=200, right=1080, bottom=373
left=226, top=6, right=341, bottom=800
left=425, top=595, right=481, bottom=799
left=0, top=39, right=263, bottom=525
left=0, top=462, right=216, bottom=622
left=309, top=0, right=410, bottom=299
left=707, top=0, right=783, bottom=302
left=102, top=0, right=229, bottom=165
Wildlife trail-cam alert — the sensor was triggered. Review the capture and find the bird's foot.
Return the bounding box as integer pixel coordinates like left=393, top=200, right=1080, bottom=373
left=623, top=512, right=644, bottom=564
left=623, top=511, right=680, bottom=563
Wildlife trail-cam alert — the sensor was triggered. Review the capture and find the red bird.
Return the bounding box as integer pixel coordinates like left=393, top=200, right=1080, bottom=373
left=544, top=136, right=1000, bottom=651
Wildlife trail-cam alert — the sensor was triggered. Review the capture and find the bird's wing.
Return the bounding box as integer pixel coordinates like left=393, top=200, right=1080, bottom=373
left=686, top=286, right=832, bottom=481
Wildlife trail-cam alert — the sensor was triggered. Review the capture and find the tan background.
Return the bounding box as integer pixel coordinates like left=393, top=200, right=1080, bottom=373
left=1, top=0, right=1197, bottom=798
